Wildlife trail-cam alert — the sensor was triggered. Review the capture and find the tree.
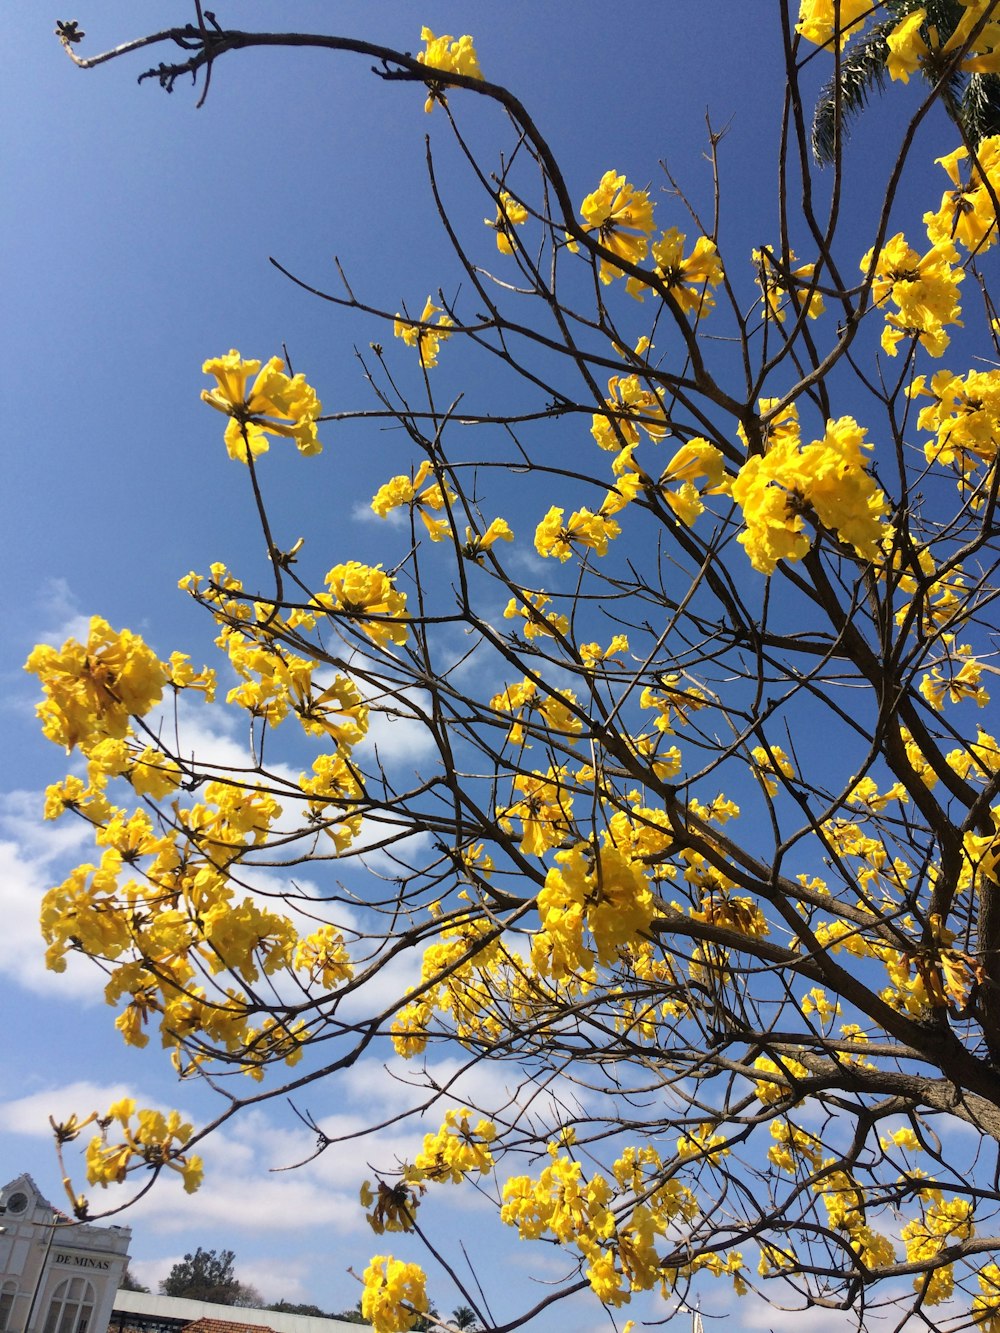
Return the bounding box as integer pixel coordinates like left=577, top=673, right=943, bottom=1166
left=160, top=1248, right=261, bottom=1307
left=28, top=4, right=1000, bottom=1332
left=449, top=1308, right=480, bottom=1331
left=331, top=1304, right=368, bottom=1327
left=119, top=1265, right=150, bottom=1294
left=267, top=1303, right=333, bottom=1319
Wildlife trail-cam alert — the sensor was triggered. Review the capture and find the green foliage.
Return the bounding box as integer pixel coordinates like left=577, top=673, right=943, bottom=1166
left=119, top=1264, right=150, bottom=1294
left=160, top=1248, right=260, bottom=1307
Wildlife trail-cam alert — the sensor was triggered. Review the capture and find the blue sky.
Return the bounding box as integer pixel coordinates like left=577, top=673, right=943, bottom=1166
left=0, top=3, right=980, bottom=1329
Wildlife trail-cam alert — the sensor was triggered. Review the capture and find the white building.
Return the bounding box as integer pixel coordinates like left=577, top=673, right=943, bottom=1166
left=110, top=1293, right=369, bottom=1333
left=0, top=1176, right=131, bottom=1333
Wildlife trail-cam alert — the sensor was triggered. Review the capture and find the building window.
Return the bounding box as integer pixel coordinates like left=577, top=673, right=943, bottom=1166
left=43, top=1279, right=95, bottom=1333
left=0, top=1280, right=16, bottom=1333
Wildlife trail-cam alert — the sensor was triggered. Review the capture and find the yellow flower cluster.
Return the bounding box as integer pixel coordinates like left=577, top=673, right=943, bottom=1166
left=753, top=247, right=825, bottom=323
left=502, top=1147, right=614, bottom=1244
left=862, top=233, right=963, bottom=357
left=798, top=0, right=1000, bottom=75
left=361, top=1255, right=428, bottom=1333
left=317, top=562, right=409, bottom=647
left=750, top=743, right=795, bottom=797
left=499, top=768, right=575, bottom=857
left=676, top=1123, right=730, bottom=1163
left=463, top=516, right=514, bottom=560
left=534, top=500, right=622, bottom=561
left=416, top=27, right=483, bottom=113
left=815, top=1165, right=895, bottom=1270
left=592, top=373, right=669, bottom=453
left=225, top=639, right=368, bottom=743
left=409, top=1107, right=496, bottom=1183
left=293, top=924, right=354, bottom=988
left=201, top=350, right=322, bottom=461
left=731, top=415, right=889, bottom=574
left=901, top=1190, right=974, bottom=1305
left=753, top=1055, right=810, bottom=1105
left=371, top=459, right=456, bottom=541
left=657, top=439, right=730, bottom=526
left=83, top=1098, right=202, bottom=1197
left=576, top=170, right=656, bottom=284
left=532, top=843, right=655, bottom=977
left=926, top=138, right=1000, bottom=253
left=393, top=297, right=454, bottom=368
left=299, top=754, right=364, bottom=853
left=767, top=1119, right=823, bottom=1175
left=502, top=1140, right=705, bottom=1306
left=26, top=617, right=168, bottom=751
left=490, top=677, right=582, bottom=747
left=974, top=1263, right=1000, bottom=1331
left=627, top=228, right=724, bottom=313
left=885, top=4, right=1000, bottom=84
left=911, top=366, right=1000, bottom=495
left=503, top=590, right=568, bottom=640
left=919, top=638, right=990, bottom=711
left=640, top=674, right=707, bottom=733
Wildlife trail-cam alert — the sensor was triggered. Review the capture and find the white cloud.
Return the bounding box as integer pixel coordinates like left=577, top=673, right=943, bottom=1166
left=31, top=577, right=93, bottom=649
left=0, top=1081, right=140, bottom=1136
left=0, top=794, right=102, bottom=999
left=352, top=501, right=404, bottom=527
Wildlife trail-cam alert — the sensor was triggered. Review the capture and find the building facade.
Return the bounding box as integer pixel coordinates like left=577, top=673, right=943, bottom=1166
left=0, top=1176, right=131, bottom=1333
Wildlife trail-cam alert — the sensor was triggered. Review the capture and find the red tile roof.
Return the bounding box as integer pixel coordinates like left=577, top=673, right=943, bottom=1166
left=183, top=1318, right=277, bottom=1333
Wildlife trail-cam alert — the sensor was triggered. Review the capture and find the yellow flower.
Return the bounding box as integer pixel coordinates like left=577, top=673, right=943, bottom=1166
left=886, top=8, right=930, bottom=82
left=533, top=843, right=654, bottom=976
left=627, top=228, right=724, bottom=312
left=657, top=438, right=730, bottom=526
left=317, top=563, right=409, bottom=647
left=371, top=459, right=456, bottom=540
left=910, top=366, right=1000, bottom=494
left=499, top=768, right=575, bottom=857
left=487, top=191, right=528, bottom=255
left=503, top=590, right=568, bottom=640
left=201, top=350, right=322, bottom=461
left=293, top=926, right=354, bottom=988
left=410, top=1108, right=496, bottom=1184
left=919, top=639, right=990, bottom=710
left=974, top=1262, right=1000, bottom=1330
left=464, top=516, right=513, bottom=560
left=796, top=0, right=868, bottom=48
left=490, top=678, right=582, bottom=747
left=416, top=28, right=483, bottom=112
left=591, top=373, right=669, bottom=451
left=130, top=746, right=182, bottom=800
left=534, top=504, right=620, bottom=561
left=576, top=170, right=655, bottom=283
left=393, top=297, right=454, bottom=368
left=753, top=247, right=825, bottom=322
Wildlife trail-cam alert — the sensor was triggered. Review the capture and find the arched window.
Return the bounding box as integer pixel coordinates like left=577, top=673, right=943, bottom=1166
left=0, top=1280, right=16, bottom=1333
left=42, top=1279, right=95, bottom=1333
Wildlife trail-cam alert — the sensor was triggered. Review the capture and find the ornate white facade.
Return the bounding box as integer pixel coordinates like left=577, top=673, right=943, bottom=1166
left=0, top=1176, right=130, bottom=1333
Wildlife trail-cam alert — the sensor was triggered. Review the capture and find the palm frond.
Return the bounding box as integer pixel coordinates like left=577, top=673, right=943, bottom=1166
left=811, top=21, right=894, bottom=165
left=961, top=72, right=1000, bottom=147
